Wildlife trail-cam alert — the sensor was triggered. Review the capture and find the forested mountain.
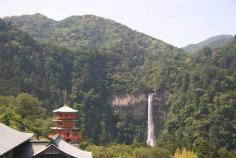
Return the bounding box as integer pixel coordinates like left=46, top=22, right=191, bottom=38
left=1, top=14, right=236, bottom=158
left=184, top=35, right=233, bottom=53
left=4, top=13, right=178, bottom=64
left=5, top=14, right=185, bottom=92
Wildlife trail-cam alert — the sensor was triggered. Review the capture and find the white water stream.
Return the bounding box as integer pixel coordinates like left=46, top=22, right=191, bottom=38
left=146, top=93, right=156, bottom=147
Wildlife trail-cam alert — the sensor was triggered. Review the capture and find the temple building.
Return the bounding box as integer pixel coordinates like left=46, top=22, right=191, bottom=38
left=50, top=102, right=80, bottom=144
left=0, top=123, right=92, bottom=158
left=0, top=123, right=33, bottom=158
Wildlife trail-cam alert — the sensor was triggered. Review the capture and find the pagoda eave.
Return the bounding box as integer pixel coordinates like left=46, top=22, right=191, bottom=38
left=51, top=127, right=80, bottom=130
left=53, top=120, right=78, bottom=122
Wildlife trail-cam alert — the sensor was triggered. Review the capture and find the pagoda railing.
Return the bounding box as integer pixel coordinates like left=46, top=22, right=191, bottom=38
left=56, top=125, right=77, bottom=128
left=55, top=116, right=78, bottom=120
left=61, top=136, right=80, bottom=139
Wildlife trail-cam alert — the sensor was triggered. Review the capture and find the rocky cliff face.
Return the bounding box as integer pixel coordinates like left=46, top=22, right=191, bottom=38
left=110, top=93, right=147, bottom=118
left=112, top=93, right=146, bottom=106
left=110, top=92, right=169, bottom=127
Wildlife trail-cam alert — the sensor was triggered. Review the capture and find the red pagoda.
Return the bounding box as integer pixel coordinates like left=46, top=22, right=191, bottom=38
left=51, top=102, right=80, bottom=144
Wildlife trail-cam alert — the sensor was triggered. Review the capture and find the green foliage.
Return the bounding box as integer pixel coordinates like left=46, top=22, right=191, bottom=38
left=134, top=146, right=171, bottom=158
left=114, top=106, right=146, bottom=144
left=193, top=138, right=214, bottom=158
left=86, top=144, right=170, bottom=158
left=86, top=144, right=133, bottom=158
left=0, top=18, right=10, bottom=31
left=217, top=148, right=236, bottom=158
left=0, top=93, right=51, bottom=136
left=0, top=105, right=21, bottom=130
left=174, top=148, right=198, bottom=158
left=14, top=93, right=44, bottom=119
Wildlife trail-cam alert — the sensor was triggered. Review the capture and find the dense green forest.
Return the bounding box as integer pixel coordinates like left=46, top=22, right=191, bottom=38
left=1, top=15, right=236, bottom=158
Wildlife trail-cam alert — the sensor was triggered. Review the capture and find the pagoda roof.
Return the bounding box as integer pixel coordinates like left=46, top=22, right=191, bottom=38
left=51, top=127, right=80, bottom=130
left=53, top=104, right=78, bottom=113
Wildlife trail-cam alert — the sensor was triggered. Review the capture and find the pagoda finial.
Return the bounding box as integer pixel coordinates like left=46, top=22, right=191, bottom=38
left=64, top=89, right=68, bottom=107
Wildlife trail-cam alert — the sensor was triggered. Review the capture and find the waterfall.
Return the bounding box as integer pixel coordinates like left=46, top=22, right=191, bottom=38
left=146, top=93, right=156, bottom=147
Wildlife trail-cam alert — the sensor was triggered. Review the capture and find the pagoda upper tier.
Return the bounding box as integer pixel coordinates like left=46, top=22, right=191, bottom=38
left=53, top=104, right=78, bottom=113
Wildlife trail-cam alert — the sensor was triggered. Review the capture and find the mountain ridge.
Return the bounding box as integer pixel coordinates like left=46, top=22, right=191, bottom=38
left=4, top=13, right=174, bottom=51
left=183, top=34, right=234, bottom=53
left=5, top=13, right=173, bottom=46
left=4, top=13, right=182, bottom=81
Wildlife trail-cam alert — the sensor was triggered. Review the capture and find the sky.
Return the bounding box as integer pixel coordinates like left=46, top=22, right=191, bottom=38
left=0, top=0, right=235, bottom=47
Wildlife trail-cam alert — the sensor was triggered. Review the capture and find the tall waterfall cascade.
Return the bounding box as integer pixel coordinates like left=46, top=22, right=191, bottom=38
left=146, top=93, right=156, bottom=147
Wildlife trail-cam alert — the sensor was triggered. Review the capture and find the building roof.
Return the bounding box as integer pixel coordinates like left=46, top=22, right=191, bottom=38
left=33, top=144, right=76, bottom=157
left=0, top=123, right=33, bottom=156
left=53, top=104, right=78, bottom=113
left=32, top=135, right=92, bottom=158
left=20, top=141, right=49, bottom=158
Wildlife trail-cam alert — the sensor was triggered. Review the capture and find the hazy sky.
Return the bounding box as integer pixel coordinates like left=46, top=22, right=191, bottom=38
left=0, top=0, right=235, bottom=47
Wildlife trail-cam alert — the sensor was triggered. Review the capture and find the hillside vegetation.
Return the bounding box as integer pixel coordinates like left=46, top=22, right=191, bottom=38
left=1, top=15, right=236, bottom=158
